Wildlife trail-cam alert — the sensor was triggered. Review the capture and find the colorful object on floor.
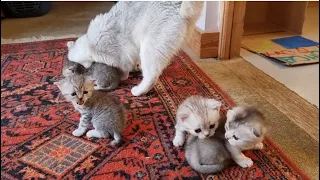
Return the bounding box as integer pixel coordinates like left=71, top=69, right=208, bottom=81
left=262, top=46, right=319, bottom=66
left=242, top=39, right=286, bottom=53
left=1, top=39, right=309, bottom=179
left=242, top=36, right=319, bottom=66
left=271, top=36, right=319, bottom=49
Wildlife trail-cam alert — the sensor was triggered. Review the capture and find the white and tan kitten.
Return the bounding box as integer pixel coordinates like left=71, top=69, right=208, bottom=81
left=172, top=95, right=222, bottom=147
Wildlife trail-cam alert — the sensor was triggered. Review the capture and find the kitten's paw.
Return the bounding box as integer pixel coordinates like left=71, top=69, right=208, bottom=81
left=86, top=130, right=102, bottom=138
left=173, top=136, right=185, bottom=147
left=237, top=157, right=253, bottom=168
left=93, top=86, right=107, bottom=91
left=253, top=142, right=264, bottom=150
left=93, top=86, right=101, bottom=90
left=121, top=72, right=129, bottom=81
left=72, top=128, right=87, bottom=137
left=131, top=86, right=144, bottom=96
left=111, top=139, right=121, bottom=146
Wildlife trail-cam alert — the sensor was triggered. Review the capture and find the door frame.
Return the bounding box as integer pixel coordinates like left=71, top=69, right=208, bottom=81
left=218, top=1, right=247, bottom=60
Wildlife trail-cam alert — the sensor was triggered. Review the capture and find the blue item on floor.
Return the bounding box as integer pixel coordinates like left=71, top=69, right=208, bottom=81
left=271, top=36, right=319, bottom=49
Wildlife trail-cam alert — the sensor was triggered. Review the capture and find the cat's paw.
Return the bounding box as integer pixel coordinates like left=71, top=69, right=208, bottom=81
left=131, top=86, right=144, bottom=96
left=253, top=142, right=264, bottom=150
left=93, top=86, right=108, bottom=91
left=86, top=130, right=102, bottom=138
left=111, top=139, right=121, bottom=146
left=93, top=86, right=101, bottom=90
left=72, top=128, right=87, bottom=137
left=237, top=157, right=253, bottom=168
left=173, top=136, right=185, bottom=147
left=120, top=72, right=129, bottom=81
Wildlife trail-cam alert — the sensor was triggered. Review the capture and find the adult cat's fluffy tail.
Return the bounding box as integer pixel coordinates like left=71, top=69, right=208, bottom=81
left=179, top=1, right=204, bottom=22
left=179, top=1, right=204, bottom=44
left=187, top=153, right=229, bottom=174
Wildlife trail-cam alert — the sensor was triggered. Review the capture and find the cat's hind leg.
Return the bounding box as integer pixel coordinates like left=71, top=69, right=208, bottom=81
left=131, top=38, right=180, bottom=96
left=111, top=132, right=122, bottom=146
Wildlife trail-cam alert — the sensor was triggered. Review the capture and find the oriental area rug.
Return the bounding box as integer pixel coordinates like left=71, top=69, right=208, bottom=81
left=1, top=39, right=309, bottom=179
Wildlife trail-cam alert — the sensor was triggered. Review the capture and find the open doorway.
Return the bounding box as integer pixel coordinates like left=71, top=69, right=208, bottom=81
left=240, top=2, right=319, bottom=108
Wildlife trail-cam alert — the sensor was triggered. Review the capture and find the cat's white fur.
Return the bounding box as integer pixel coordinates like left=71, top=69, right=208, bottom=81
left=67, top=1, right=204, bottom=96
left=173, top=96, right=222, bottom=147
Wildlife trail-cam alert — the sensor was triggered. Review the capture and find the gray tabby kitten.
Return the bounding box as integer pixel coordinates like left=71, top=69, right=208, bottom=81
left=185, top=106, right=266, bottom=174
left=63, top=41, right=121, bottom=91
left=54, top=74, right=126, bottom=145
left=224, top=106, right=266, bottom=167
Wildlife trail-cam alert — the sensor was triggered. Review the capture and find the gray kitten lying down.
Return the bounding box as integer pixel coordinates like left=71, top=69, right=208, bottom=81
left=55, top=74, right=126, bottom=145
left=63, top=41, right=121, bottom=91
left=185, top=107, right=266, bottom=174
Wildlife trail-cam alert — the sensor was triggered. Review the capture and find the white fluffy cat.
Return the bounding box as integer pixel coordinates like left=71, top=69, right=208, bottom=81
left=172, top=95, right=222, bottom=147
left=67, top=1, right=204, bottom=96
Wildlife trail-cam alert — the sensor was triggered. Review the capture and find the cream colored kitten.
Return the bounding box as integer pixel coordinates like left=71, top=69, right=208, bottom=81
left=173, top=95, right=222, bottom=147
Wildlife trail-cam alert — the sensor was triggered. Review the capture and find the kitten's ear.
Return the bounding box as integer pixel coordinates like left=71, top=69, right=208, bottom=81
left=177, top=113, right=189, bottom=121
left=66, top=41, right=75, bottom=49
left=208, top=99, right=222, bottom=111
left=54, top=79, right=65, bottom=88
left=226, top=109, right=235, bottom=120
left=85, top=79, right=96, bottom=87
left=252, top=127, right=262, bottom=137
left=90, top=80, right=96, bottom=87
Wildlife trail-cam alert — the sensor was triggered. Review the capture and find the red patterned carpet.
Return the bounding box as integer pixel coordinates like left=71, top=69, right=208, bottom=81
left=1, top=39, right=309, bottom=180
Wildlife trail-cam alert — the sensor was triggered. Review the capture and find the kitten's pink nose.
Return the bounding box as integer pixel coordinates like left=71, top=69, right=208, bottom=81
left=203, top=131, right=209, bottom=136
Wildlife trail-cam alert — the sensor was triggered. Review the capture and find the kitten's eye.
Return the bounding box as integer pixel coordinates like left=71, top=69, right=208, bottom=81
left=71, top=92, right=76, bottom=96
left=69, top=68, right=75, bottom=73
left=83, top=91, right=88, bottom=94
left=94, top=84, right=97, bottom=87
left=210, top=124, right=215, bottom=129
left=233, top=135, right=239, bottom=140
left=195, top=129, right=201, bottom=133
